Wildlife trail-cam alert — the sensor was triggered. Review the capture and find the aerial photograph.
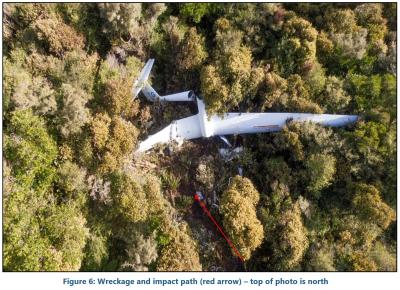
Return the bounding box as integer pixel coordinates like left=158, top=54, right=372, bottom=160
left=2, top=3, right=397, bottom=272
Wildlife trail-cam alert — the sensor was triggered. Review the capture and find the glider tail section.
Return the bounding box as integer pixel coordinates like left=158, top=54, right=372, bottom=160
left=142, top=83, right=160, bottom=101
left=133, top=59, right=195, bottom=102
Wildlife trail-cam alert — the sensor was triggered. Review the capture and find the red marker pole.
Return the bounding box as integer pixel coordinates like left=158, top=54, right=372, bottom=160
left=194, top=194, right=245, bottom=263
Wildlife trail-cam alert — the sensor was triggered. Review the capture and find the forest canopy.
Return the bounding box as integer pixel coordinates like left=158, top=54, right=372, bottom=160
left=2, top=3, right=397, bottom=271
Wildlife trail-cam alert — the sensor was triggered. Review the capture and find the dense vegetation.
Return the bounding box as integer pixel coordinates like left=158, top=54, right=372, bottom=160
left=3, top=3, right=396, bottom=271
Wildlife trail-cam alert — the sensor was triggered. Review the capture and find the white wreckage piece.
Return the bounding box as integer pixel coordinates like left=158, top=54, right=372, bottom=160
left=218, top=147, right=244, bottom=162
left=134, top=60, right=359, bottom=153
left=132, top=58, right=195, bottom=102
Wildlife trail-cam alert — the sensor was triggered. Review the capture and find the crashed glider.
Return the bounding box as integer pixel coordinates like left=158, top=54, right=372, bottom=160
left=134, top=59, right=358, bottom=153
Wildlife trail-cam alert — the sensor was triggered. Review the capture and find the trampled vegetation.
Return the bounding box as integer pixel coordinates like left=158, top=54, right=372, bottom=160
left=3, top=3, right=396, bottom=271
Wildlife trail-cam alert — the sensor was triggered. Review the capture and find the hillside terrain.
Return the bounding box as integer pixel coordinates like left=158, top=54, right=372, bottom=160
left=3, top=3, right=397, bottom=271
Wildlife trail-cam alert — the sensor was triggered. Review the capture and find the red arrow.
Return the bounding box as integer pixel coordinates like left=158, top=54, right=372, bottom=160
left=194, top=194, right=244, bottom=263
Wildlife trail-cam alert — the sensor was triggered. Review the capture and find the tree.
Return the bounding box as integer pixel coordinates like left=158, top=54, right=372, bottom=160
left=348, top=251, right=377, bottom=271
left=32, top=17, right=85, bottom=56
left=383, top=3, right=396, bottom=31
left=304, top=153, right=336, bottom=197
left=157, top=225, right=202, bottom=271
left=352, top=183, right=395, bottom=230
left=98, top=3, right=166, bottom=57
left=346, top=73, right=396, bottom=120
left=276, top=15, right=318, bottom=76
left=200, top=18, right=264, bottom=114
left=98, top=117, right=138, bottom=173
left=42, top=203, right=89, bottom=270
left=220, top=176, right=264, bottom=260
left=4, top=110, right=89, bottom=271
left=305, top=244, right=336, bottom=271
left=273, top=126, right=305, bottom=162
left=229, top=176, right=261, bottom=206
left=281, top=121, right=339, bottom=156
left=330, top=28, right=368, bottom=60
left=87, top=55, right=141, bottom=174
left=200, top=64, right=230, bottom=114
left=368, top=241, right=396, bottom=271
left=4, top=110, right=57, bottom=269
left=98, top=3, right=142, bottom=39
left=270, top=203, right=309, bottom=270
left=57, top=83, right=91, bottom=138
left=81, top=229, right=109, bottom=271
left=4, top=110, right=57, bottom=190
left=178, top=27, right=208, bottom=72
left=58, top=49, right=99, bottom=92
left=285, top=74, right=322, bottom=113
left=95, top=54, right=141, bottom=115
left=333, top=214, right=383, bottom=260
left=11, top=3, right=57, bottom=27
left=317, top=76, right=351, bottom=112
left=316, top=31, right=334, bottom=63
left=143, top=175, right=166, bottom=216
left=350, top=120, right=395, bottom=181
left=321, top=8, right=369, bottom=64
left=223, top=3, right=283, bottom=57
left=110, top=173, right=149, bottom=223
left=380, top=74, right=396, bottom=119
left=263, top=71, right=288, bottom=110
left=355, top=3, right=386, bottom=35
left=179, top=3, right=214, bottom=23
left=102, top=77, right=138, bottom=119
left=263, top=157, right=292, bottom=190
left=57, top=161, right=87, bottom=201
left=122, top=234, right=158, bottom=271
left=90, top=112, right=111, bottom=151
left=261, top=72, right=322, bottom=113
left=3, top=53, right=57, bottom=115
left=323, top=8, right=359, bottom=34
left=4, top=185, right=89, bottom=271
left=303, top=62, right=326, bottom=97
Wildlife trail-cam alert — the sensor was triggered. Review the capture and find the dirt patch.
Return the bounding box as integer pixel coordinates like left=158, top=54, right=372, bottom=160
left=158, top=139, right=245, bottom=271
